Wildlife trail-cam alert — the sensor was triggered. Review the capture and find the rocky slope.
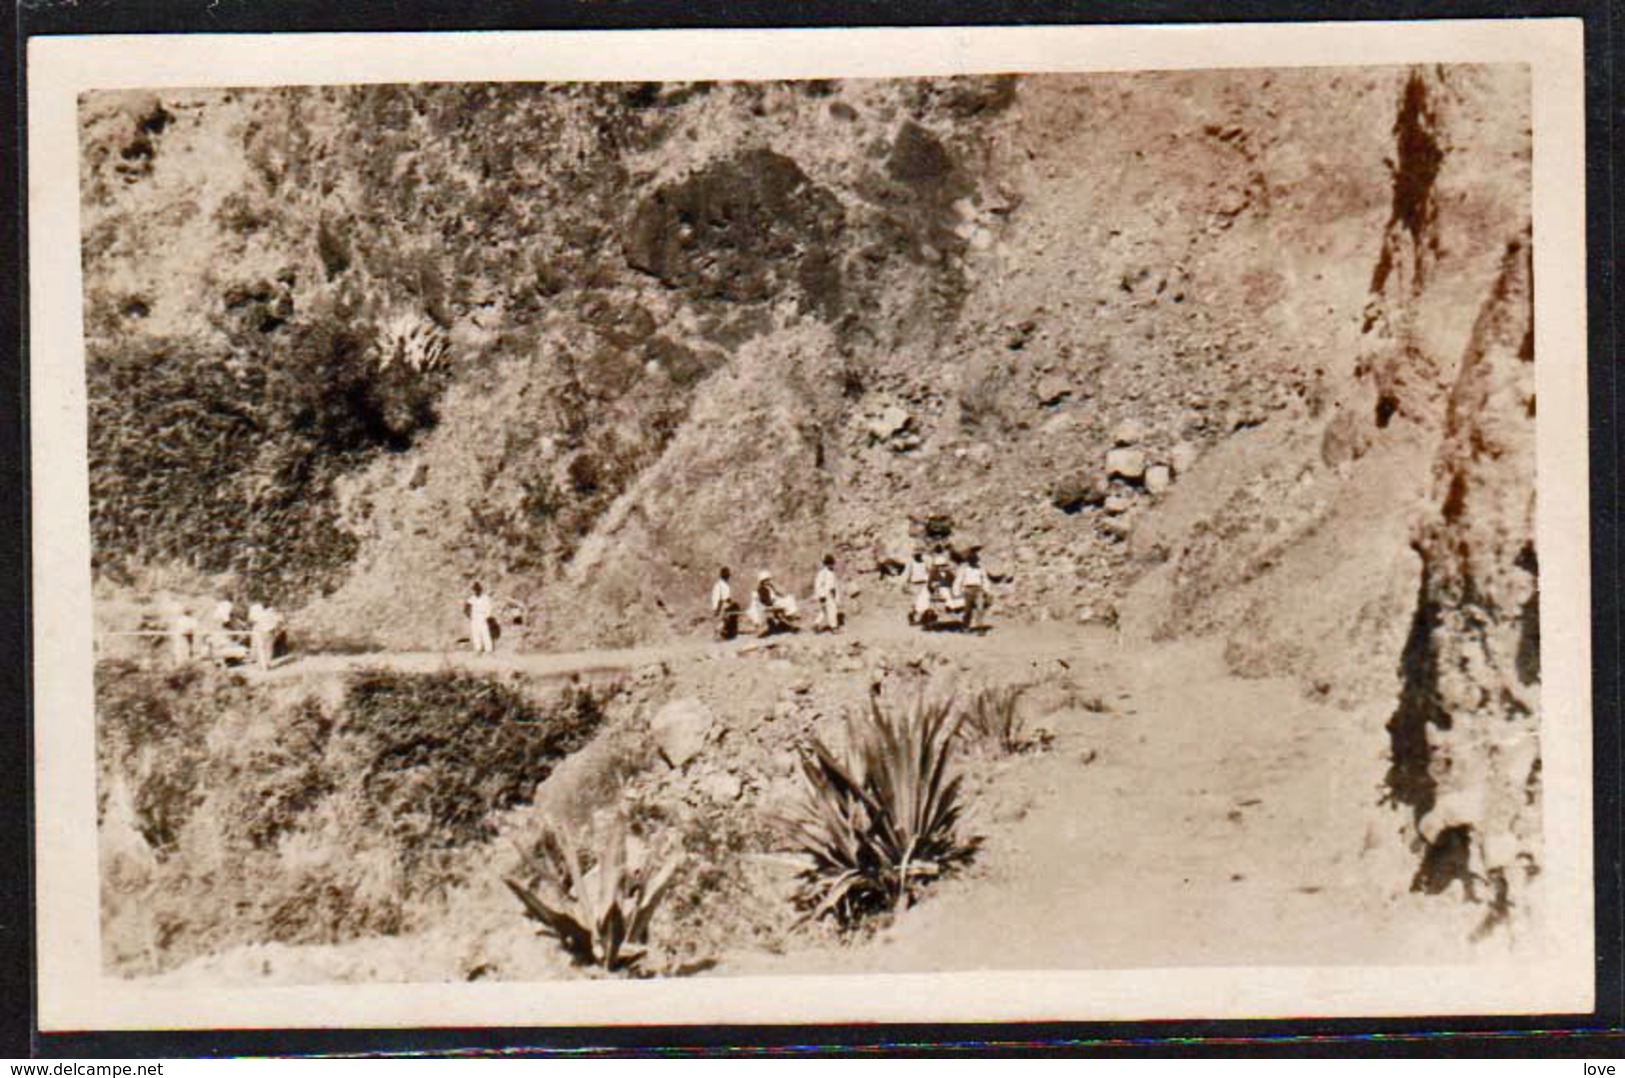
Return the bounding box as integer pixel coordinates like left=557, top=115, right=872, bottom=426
left=83, top=65, right=1537, bottom=921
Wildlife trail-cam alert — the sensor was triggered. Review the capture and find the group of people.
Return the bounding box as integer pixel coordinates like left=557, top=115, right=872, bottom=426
left=704, top=545, right=992, bottom=640
left=905, top=546, right=990, bottom=631
left=455, top=545, right=990, bottom=655
left=168, top=598, right=282, bottom=670
left=710, top=555, right=843, bottom=639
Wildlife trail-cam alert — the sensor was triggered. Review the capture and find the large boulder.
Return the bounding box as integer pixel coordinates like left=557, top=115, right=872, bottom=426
left=650, top=697, right=715, bottom=769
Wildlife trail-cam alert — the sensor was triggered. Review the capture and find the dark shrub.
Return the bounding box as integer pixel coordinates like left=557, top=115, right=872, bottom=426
left=336, top=670, right=608, bottom=857
left=86, top=293, right=448, bottom=600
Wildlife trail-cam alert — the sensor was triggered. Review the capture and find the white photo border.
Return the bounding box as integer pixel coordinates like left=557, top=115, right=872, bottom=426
left=28, top=20, right=1592, bottom=1031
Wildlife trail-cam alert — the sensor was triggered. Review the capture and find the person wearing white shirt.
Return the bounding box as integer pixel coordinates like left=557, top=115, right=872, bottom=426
left=249, top=601, right=282, bottom=671
left=171, top=607, right=198, bottom=664
left=711, top=566, right=740, bottom=639
left=906, top=551, right=930, bottom=624
left=205, top=598, right=235, bottom=661
left=466, top=582, right=495, bottom=654
left=710, top=567, right=733, bottom=615
left=813, top=554, right=840, bottom=633
left=748, top=571, right=797, bottom=635
left=954, top=551, right=989, bottom=630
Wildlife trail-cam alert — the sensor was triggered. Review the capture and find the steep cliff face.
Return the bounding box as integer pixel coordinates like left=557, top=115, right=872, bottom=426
left=1386, top=230, right=1538, bottom=924
left=1357, top=69, right=1540, bottom=918
left=1121, top=65, right=1531, bottom=705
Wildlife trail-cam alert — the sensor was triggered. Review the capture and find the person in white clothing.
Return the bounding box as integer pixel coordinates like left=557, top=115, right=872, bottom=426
left=711, top=566, right=740, bottom=639
left=171, top=607, right=198, bottom=664
left=204, top=598, right=233, bottom=661
left=748, top=571, right=797, bottom=635
left=249, top=602, right=282, bottom=671
left=954, top=550, right=990, bottom=630
left=466, top=582, right=495, bottom=654
left=905, top=551, right=930, bottom=624
left=813, top=554, right=840, bottom=633
left=710, top=566, right=733, bottom=616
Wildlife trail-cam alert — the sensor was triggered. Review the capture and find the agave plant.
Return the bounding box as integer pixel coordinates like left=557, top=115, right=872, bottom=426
left=962, top=683, right=1031, bottom=755
left=504, top=816, right=681, bottom=972
left=783, top=696, right=977, bottom=927
left=373, top=309, right=449, bottom=373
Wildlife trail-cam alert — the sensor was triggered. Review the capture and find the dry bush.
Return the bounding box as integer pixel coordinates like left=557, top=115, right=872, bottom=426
left=783, top=696, right=978, bottom=927
left=961, top=683, right=1033, bottom=754
left=506, top=815, right=681, bottom=973
left=95, top=661, right=231, bottom=853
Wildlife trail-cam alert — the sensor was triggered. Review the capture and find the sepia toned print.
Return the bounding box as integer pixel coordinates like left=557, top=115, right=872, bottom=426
left=31, top=23, right=1591, bottom=1028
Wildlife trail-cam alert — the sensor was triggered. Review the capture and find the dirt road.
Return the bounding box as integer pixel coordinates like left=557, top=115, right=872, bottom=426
left=259, top=607, right=1119, bottom=685
left=724, top=636, right=1490, bottom=975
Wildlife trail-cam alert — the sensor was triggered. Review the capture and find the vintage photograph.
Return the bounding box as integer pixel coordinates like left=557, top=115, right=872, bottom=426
left=30, top=23, right=1593, bottom=1026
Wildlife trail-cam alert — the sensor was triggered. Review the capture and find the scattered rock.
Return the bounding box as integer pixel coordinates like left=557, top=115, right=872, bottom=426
left=865, top=405, right=912, bottom=444
left=1004, top=319, right=1037, bottom=351
left=1113, top=418, right=1148, bottom=446
left=1052, top=476, right=1105, bottom=514
left=1144, top=464, right=1172, bottom=494
left=699, top=771, right=744, bottom=803
left=1035, top=374, right=1072, bottom=407
left=1106, top=447, right=1147, bottom=482
left=634, top=662, right=670, bottom=684
left=1319, top=410, right=1369, bottom=468
left=650, top=697, right=714, bottom=768
left=1041, top=412, right=1073, bottom=435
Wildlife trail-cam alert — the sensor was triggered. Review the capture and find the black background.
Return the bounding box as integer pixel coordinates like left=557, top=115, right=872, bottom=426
left=4, top=0, right=1620, bottom=1059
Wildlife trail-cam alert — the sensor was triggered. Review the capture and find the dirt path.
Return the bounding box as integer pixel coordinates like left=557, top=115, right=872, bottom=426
left=259, top=639, right=701, bottom=683
left=260, top=610, right=1118, bottom=685
left=726, top=637, right=1487, bottom=975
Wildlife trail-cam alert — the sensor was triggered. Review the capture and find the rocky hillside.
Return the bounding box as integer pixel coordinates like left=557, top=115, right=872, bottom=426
left=82, top=66, right=1536, bottom=909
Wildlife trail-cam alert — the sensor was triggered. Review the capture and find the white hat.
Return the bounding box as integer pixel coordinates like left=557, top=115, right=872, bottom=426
left=757, top=570, right=772, bottom=583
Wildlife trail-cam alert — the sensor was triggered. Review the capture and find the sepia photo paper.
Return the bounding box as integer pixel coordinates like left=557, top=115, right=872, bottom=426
left=28, top=20, right=1593, bottom=1030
